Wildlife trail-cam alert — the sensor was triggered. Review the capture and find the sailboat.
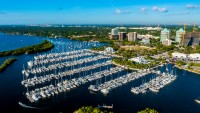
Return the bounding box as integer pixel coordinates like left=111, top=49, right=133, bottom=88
left=97, top=104, right=113, bottom=109
left=194, top=97, right=200, bottom=104
left=18, top=102, right=40, bottom=109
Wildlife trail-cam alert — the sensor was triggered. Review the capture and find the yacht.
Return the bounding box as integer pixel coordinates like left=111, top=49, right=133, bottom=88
left=195, top=98, right=200, bottom=104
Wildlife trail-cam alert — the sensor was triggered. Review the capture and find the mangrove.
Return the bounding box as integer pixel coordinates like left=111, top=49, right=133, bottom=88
left=0, top=58, right=17, bottom=72
left=0, top=40, right=54, bottom=57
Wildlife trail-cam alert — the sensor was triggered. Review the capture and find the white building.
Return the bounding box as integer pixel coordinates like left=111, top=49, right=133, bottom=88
left=129, top=26, right=162, bottom=31
left=188, top=53, right=200, bottom=61
left=175, top=28, right=185, bottom=44
left=137, top=34, right=159, bottom=39
left=160, top=28, right=170, bottom=42
left=105, top=47, right=114, bottom=54
left=162, top=39, right=172, bottom=46
left=172, top=52, right=187, bottom=59
left=111, top=28, right=119, bottom=35
left=129, top=57, right=148, bottom=64
left=142, top=38, right=150, bottom=45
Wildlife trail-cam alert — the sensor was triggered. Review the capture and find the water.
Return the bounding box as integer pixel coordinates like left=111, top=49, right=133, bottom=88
left=0, top=33, right=200, bottom=113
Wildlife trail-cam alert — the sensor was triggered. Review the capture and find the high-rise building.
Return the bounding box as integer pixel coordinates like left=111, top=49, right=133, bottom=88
left=175, top=28, right=185, bottom=44
left=191, top=32, right=200, bottom=46
left=119, top=32, right=127, bottom=41
left=110, top=27, right=120, bottom=40
left=111, top=28, right=119, bottom=35
left=160, top=28, right=170, bottom=42
left=183, top=32, right=200, bottom=46
left=128, top=32, right=137, bottom=42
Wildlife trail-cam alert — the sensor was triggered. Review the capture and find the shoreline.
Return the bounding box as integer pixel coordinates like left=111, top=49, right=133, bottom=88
left=112, top=61, right=165, bottom=71
left=112, top=61, right=140, bottom=71
left=0, top=40, right=54, bottom=57
left=175, top=65, right=200, bottom=75
left=0, top=58, right=17, bottom=73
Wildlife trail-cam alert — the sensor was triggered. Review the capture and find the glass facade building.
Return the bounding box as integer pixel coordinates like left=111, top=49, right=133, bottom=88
left=160, top=28, right=170, bottom=42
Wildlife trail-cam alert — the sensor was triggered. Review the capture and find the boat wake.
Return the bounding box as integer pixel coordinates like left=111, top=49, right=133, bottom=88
left=18, top=102, right=41, bottom=109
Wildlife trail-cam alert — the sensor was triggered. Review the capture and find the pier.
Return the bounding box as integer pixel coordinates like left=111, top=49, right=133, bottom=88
left=24, top=66, right=124, bottom=102
left=21, top=61, right=113, bottom=87
left=22, top=55, right=110, bottom=76
left=131, top=72, right=176, bottom=94
left=88, top=69, right=155, bottom=95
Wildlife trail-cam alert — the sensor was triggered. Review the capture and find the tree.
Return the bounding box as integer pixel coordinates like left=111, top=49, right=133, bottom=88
left=137, top=108, right=159, bottom=113
left=74, top=106, right=112, bottom=113
left=168, top=50, right=173, bottom=58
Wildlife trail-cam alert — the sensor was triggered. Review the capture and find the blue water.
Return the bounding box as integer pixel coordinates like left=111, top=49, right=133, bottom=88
left=0, top=33, right=44, bottom=52
left=0, top=33, right=200, bottom=113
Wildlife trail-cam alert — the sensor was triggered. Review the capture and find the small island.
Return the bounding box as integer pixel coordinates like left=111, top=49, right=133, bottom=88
left=0, top=58, right=17, bottom=72
left=74, top=106, right=113, bottom=113
left=0, top=40, right=54, bottom=57
left=137, top=108, right=159, bottom=113
left=73, top=106, right=158, bottom=113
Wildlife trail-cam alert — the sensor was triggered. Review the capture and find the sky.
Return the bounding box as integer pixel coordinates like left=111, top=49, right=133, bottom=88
left=0, top=0, right=200, bottom=25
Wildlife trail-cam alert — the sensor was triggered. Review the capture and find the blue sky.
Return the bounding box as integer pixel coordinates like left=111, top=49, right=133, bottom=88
left=0, top=0, right=200, bottom=25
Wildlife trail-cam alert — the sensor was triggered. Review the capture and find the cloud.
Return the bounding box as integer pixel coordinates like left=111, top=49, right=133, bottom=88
left=159, top=8, right=168, bottom=13
left=114, top=9, right=131, bottom=14
left=186, top=4, right=199, bottom=9
left=152, top=6, right=159, bottom=11
left=152, top=6, right=168, bottom=13
left=140, top=7, right=147, bottom=13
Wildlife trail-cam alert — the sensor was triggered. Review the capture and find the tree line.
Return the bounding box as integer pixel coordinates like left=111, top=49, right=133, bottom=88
left=0, top=40, right=54, bottom=57
left=0, top=58, right=17, bottom=72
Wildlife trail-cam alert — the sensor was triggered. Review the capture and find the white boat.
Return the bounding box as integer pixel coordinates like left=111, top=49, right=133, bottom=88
left=195, top=99, right=200, bottom=104
left=18, top=102, right=39, bottom=109
left=98, top=104, right=113, bottom=109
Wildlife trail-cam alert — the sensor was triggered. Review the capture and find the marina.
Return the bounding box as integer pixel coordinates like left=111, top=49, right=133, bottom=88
left=24, top=66, right=124, bottom=102
left=131, top=71, right=177, bottom=94
left=0, top=34, right=200, bottom=113
left=29, top=51, right=94, bottom=67
left=21, top=60, right=113, bottom=87
left=88, top=69, right=155, bottom=95
left=22, top=54, right=110, bottom=76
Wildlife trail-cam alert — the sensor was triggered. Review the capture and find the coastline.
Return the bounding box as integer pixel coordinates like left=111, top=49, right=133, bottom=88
left=0, top=58, right=17, bottom=73
left=0, top=40, right=54, bottom=57
left=112, top=61, right=140, bottom=71
left=112, top=61, right=164, bottom=71
left=175, top=65, right=200, bottom=75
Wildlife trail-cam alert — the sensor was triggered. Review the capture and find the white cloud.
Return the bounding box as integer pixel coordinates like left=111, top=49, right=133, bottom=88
left=159, top=8, right=168, bottom=13
left=152, top=6, right=168, bottom=13
left=152, top=6, right=159, bottom=11
left=114, top=9, right=131, bottom=14
left=140, top=7, right=147, bottom=13
left=186, top=4, right=199, bottom=9
left=115, top=9, right=121, bottom=14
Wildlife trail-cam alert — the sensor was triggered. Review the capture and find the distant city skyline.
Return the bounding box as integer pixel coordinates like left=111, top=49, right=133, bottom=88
left=0, top=0, right=200, bottom=25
